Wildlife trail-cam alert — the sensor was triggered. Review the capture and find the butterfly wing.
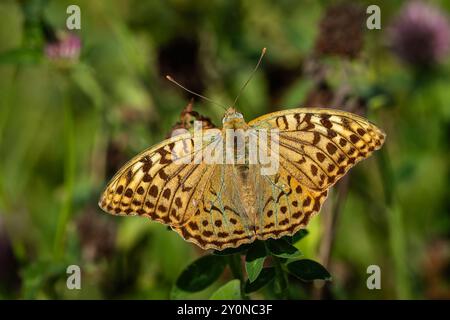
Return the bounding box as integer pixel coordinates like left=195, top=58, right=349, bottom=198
left=99, top=132, right=217, bottom=226
left=172, top=163, right=257, bottom=250
left=99, top=130, right=257, bottom=250
left=248, top=107, right=386, bottom=239
left=252, top=166, right=329, bottom=241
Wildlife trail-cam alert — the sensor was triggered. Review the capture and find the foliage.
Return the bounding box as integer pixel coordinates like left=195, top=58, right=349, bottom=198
left=174, top=230, right=330, bottom=299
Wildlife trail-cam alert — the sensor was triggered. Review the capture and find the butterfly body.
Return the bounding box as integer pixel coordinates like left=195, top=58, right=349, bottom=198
left=99, top=107, right=385, bottom=250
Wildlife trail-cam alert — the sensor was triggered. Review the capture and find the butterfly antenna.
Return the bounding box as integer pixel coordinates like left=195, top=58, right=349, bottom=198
left=165, top=75, right=227, bottom=111
left=232, top=47, right=266, bottom=107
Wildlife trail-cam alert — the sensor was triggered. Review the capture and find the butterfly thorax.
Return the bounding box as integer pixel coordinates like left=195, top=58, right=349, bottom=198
left=221, top=108, right=258, bottom=225
left=221, top=108, right=251, bottom=166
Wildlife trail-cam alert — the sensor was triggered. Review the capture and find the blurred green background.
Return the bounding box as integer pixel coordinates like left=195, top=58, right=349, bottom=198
left=0, top=0, right=449, bottom=299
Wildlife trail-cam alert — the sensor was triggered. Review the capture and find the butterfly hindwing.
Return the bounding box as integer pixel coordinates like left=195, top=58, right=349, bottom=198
left=255, top=169, right=328, bottom=241
left=172, top=164, right=257, bottom=250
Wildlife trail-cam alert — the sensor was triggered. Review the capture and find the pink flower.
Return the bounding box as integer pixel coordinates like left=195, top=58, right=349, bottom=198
left=45, top=33, right=81, bottom=61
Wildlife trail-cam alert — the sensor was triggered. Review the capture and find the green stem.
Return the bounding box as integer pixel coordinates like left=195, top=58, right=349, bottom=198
left=377, top=150, right=412, bottom=299
left=227, top=254, right=247, bottom=299
left=0, top=67, right=21, bottom=152
left=53, top=88, right=76, bottom=261
left=0, top=67, right=21, bottom=212
left=272, top=256, right=288, bottom=299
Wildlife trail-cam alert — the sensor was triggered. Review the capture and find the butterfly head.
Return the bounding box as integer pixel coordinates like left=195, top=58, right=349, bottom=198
left=222, top=107, right=246, bottom=129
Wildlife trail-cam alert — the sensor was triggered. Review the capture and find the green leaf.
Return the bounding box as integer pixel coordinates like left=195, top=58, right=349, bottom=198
left=244, top=267, right=276, bottom=294
left=21, top=260, right=67, bottom=299
left=266, top=238, right=302, bottom=259
left=286, top=229, right=309, bottom=244
left=213, top=244, right=252, bottom=256
left=245, top=241, right=266, bottom=282
left=169, top=286, right=189, bottom=300
left=0, top=47, right=42, bottom=65
left=176, top=255, right=226, bottom=292
left=287, top=259, right=332, bottom=282
left=210, top=280, right=241, bottom=300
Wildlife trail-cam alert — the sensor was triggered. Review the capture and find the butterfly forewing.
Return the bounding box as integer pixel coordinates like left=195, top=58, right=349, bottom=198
left=247, top=107, right=385, bottom=241
left=99, top=133, right=214, bottom=226
left=249, top=108, right=386, bottom=190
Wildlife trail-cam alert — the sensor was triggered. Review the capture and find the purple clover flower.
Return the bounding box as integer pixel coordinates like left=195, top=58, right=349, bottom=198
left=45, top=33, right=81, bottom=61
left=388, top=1, right=450, bottom=67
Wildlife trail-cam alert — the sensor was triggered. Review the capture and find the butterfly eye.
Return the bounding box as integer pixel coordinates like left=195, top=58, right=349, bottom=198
left=235, top=112, right=243, bottom=119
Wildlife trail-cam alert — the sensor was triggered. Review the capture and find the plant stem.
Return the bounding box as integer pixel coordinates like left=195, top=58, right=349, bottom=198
left=0, top=67, right=21, bottom=212
left=319, top=177, right=350, bottom=267
left=313, top=176, right=350, bottom=299
left=377, top=149, right=412, bottom=299
left=272, top=256, right=288, bottom=299
left=228, top=254, right=247, bottom=299
left=53, top=85, right=76, bottom=261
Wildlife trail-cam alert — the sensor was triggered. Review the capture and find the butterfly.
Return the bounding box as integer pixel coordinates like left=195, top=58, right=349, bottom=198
left=99, top=105, right=385, bottom=250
